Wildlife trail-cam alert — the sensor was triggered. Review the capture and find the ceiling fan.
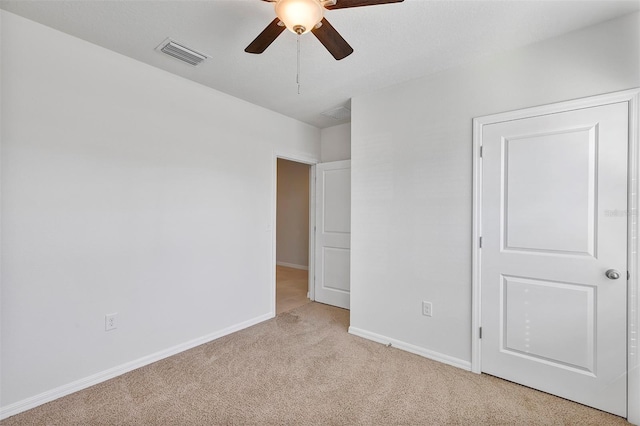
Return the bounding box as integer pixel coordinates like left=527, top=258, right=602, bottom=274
left=245, top=0, right=404, bottom=61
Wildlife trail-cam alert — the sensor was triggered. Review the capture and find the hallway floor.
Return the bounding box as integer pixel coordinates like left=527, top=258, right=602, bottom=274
left=276, top=265, right=310, bottom=314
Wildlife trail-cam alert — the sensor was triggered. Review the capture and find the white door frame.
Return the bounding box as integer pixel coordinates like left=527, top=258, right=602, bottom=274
left=471, top=88, right=640, bottom=423
left=272, top=152, right=318, bottom=317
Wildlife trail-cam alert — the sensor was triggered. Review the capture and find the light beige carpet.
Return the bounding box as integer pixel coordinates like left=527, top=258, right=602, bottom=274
left=276, top=265, right=311, bottom=314
left=2, top=303, right=628, bottom=425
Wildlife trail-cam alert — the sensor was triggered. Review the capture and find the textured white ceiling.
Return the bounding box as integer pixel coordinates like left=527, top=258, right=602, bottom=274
left=2, top=0, right=638, bottom=128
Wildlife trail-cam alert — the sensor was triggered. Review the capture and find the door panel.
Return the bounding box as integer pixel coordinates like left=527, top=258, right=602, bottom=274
left=322, top=247, right=350, bottom=292
left=315, top=160, right=351, bottom=309
left=503, top=127, right=596, bottom=255
left=481, top=102, right=628, bottom=416
left=323, top=168, right=351, bottom=234
left=502, top=275, right=596, bottom=374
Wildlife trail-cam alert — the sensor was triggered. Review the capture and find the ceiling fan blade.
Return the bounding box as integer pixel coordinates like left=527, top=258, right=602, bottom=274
left=311, top=18, right=353, bottom=61
left=325, top=0, right=403, bottom=10
left=245, top=18, right=285, bottom=54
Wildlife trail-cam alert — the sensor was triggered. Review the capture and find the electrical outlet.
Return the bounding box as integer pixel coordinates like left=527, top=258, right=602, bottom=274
left=105, top=313, right=118, bottom=331
left=422, top=301, right=433, bottom=317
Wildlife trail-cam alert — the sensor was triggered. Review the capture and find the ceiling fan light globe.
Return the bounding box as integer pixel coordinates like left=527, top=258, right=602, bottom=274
left=275, top=0, right=324, bottom=35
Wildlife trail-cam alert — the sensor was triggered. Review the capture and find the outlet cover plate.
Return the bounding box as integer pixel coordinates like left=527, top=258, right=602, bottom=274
left=105, top=313, right=118, bottom=331
left=422, top=301, right=433, bottom=317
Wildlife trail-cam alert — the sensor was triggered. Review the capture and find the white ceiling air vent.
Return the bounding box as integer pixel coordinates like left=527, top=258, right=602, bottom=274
left=157, top=39, right=207, bottom=66
left=321, top=106, right=351, bottom=120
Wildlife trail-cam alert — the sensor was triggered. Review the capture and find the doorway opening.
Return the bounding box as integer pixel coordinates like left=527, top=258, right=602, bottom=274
left=275, top=158, right=313, bottom=314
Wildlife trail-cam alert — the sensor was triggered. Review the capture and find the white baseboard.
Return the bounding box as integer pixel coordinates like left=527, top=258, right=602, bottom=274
left=348, top=326, right=471, bottom=371
left=276, top=261, right=308, bottom=270
left=0, top=312, right=274, bottom=420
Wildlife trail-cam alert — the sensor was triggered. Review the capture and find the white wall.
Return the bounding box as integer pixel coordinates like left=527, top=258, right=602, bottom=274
left=320, top=123, right=351, bottom=162
left=350, top=13, right=640, bottom=366
left=0, top=10, right=320, bottom=413
left=276, top=159, right=310, bottom=269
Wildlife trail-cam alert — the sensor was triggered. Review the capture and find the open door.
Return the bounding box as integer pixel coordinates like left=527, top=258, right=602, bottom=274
left=314, top=160, right=351, bottom=309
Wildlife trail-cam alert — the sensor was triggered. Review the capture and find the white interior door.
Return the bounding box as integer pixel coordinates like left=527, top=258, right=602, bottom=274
left=481, top=102, right=628, bottom=416
left=315, top=160, right=351, bottom=309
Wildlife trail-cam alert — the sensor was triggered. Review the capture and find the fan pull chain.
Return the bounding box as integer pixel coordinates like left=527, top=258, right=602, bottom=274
left=296, top=35, right=301, bottom=95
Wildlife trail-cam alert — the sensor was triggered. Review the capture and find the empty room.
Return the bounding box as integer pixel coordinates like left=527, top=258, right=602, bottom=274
left=1, top=0, right=639, bottom=424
